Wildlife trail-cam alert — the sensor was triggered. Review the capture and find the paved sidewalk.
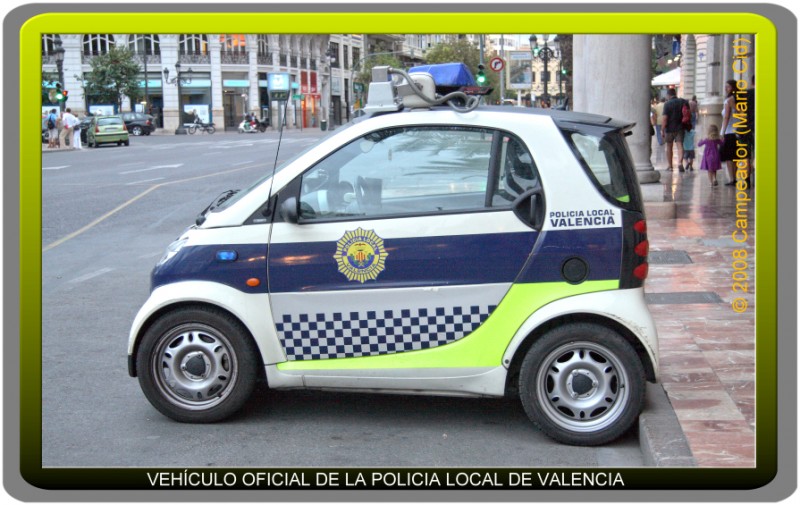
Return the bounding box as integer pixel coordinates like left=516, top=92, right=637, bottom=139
left=645, top=140, right=756, bottom=467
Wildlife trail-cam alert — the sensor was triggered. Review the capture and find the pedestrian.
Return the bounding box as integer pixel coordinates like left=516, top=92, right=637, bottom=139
left=654, top=97, right=665, bottom=146
left=45, top=108, right=59, bottom=149
left=719, top=80, right=739, bottom=185
left=660, top=88, right=687, bottom=171
left=58, top=110, right=70, bottom=148
left=72, top=111, right=83, bottom=150
left=61, top=108, right=80, bottom=150
left=698, top=124, right=723, bottom=187
left=650, top=99, right=661, bottom=145
left=682, top=127, right=696, bottom=171
left=689, top=95, right=699, bottom=127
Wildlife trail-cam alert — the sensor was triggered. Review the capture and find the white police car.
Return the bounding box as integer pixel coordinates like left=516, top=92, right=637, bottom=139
left=128, top=64, right=658, bottom=446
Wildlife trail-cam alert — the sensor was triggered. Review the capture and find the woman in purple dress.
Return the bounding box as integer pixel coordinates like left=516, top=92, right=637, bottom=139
left=698, top=124, right=723, bottom=187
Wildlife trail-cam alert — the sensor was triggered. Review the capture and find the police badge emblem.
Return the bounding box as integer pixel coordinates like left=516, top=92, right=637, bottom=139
left=334, top=228, right=388, bottom=283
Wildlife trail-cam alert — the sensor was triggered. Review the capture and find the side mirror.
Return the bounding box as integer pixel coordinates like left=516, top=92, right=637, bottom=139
left=512, top=188, right=545, bottom=231
left=279, top=197, right=299, bottom=224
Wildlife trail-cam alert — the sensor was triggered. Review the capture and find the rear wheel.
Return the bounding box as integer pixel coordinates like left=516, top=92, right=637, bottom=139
left=136, top=307, right=259, bottom=423
left=131, top=125, right=144, bottom=136
left=518, top=323, right=645, bottom=446
left=206, top=126, right=215, bottom=134
left=187, top=125, right=197, bottom=135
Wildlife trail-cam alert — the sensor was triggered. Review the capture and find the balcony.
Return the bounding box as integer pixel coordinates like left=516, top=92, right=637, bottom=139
left=221, top=52, right=249, bottom=65
left=133, top=53, right=162, bottom=65
left=179, top=52, right=211, bottom=65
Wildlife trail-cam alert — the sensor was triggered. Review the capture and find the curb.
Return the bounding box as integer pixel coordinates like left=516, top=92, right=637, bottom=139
left=639, top=383, right=696, bottom=467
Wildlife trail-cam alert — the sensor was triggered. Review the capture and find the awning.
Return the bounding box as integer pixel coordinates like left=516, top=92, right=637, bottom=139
left=651, top=67, right=681, bottom=86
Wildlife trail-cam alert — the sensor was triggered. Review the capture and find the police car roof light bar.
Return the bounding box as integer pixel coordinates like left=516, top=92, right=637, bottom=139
left=364, top=64, right=482, bottom=115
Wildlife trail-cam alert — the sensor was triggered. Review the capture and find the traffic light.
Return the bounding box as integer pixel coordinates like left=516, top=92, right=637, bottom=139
left=476, top=64, right=486, bottom=85
left=55, top=82, right=63, bottom=101
left=61, top=89, right=69, bottom=103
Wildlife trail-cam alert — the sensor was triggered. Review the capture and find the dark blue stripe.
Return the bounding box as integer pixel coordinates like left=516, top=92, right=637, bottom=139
left=268, top=232, right=538, bottom=293
left=149, top=227, right=622, bottom=294
left=514, top=228, right=622, bottom=283
left=151, top=243, right=268, bottom=293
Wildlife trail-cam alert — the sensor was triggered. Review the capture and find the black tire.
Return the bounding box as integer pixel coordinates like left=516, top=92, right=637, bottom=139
left=518, top=323, right=645, bottom=446
left=124, top=139, right=130, bottom=146
left=136, top=306, right=259, bottom=423
left=206, top=126, right=215, bottom=134
left=187, top=125, right=197, bottom=135
left=131, top=125, right=143, bottom=136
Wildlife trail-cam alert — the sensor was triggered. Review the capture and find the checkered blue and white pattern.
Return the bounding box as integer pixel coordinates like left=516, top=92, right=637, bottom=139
left=276, top=305, right=497, bottom=361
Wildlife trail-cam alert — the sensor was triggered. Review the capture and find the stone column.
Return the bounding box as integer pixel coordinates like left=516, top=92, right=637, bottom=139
left=247, top=35, right=259, bottom=117
left=698, top=35, right=724, bottom=141
left=682, top=35, right=697, bottom=99
left=159, top=35, right=180, bottom=132
left=573, top=35, right=659, bottom=184
left=209, top=36, right=224, bottom=128
left=60, top=35, right=85, bottom=115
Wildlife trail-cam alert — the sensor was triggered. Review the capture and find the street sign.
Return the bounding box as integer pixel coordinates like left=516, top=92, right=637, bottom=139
left=292, top=94, right=303, bottom=101
left=489, top=57, right=505, bottom=72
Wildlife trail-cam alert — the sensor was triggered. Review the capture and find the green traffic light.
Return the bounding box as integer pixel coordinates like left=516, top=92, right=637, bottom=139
left=476, top=71, right=486, bottom=84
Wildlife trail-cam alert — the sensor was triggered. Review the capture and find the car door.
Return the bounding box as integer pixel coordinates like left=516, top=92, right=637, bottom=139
left=267, top=125, right=544, bottom=365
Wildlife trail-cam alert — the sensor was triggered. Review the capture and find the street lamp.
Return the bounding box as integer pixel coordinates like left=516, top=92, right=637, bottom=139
left=163, top=63, right=192, bottom=134
left=326, top=46, right=337, bottom=130
left=53, top=37, right=65, bottom=112
left=529, top=34, right=560, bottom=106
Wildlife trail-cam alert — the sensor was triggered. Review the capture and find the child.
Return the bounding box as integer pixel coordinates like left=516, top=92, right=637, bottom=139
left=682, top=127, right=696, bottom=171
left=698, top=125, right=723, bottom=186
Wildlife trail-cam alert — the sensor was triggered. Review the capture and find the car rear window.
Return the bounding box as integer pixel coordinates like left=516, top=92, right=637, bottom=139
left=563, top=128, right=642, bottom=210
left=98, top=117, right=123, bottom=126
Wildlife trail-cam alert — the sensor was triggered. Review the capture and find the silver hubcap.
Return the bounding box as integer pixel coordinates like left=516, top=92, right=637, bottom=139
left=152, top=323, right=238, bottom=410
left=536, top=341, right=630, bottom=432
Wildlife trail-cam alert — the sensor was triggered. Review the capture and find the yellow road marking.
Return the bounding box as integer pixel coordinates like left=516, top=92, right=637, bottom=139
left=43, top=165, right=263, bottom=252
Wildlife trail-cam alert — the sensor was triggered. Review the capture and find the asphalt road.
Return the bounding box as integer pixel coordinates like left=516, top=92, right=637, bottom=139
left=40, top=130, right=644, bottom=468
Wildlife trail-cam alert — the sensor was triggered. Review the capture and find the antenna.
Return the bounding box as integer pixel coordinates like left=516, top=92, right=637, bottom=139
left=266, top=101, right=290, bottom=209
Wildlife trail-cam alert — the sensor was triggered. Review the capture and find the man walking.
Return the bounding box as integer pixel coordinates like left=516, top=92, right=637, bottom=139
left=62, top=108, right=81, bottom=150
left=654, top=97, right=665, bottom=146
left=45, top=108, right=59, bottom=149
left=661, top=88, right=688, bottom=171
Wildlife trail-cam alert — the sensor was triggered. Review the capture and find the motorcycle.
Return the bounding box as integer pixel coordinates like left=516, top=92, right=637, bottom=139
left=238, top=118, right=269, bottom=133
left=187, top=119, right=215, bottom=134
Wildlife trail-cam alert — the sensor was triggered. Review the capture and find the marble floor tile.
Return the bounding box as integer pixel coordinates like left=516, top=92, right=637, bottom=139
left=646, top=145, right=757, bottom=467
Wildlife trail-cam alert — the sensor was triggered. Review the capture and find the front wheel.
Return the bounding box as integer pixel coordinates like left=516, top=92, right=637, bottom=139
left=136, top=306, right=259, bottom=423
left=131, top=126, right=144, bottom=136
left=205, top=126, right=215, bottom=134
left=187, top=125, right=197, bottom=135
left=518, top=323, right=645, bottom=446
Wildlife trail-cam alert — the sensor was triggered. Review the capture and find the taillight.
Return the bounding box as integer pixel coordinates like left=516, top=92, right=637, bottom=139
left=95, top=125, right=99, bottom=133
left=633, top=263, right=649, bottom=280
left=634, top=239, right=649, bottom=257
left=123, top=124, right=128, bottom=131
left=621, top=214, right=649, bottom=288
left=146, top=120, right=151, bottom=126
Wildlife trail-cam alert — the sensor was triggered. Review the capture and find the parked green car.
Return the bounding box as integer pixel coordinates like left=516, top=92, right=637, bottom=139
left=87, top=115, right=130, bottom=147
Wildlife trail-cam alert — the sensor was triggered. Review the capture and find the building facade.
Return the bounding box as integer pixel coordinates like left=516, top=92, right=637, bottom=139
left=42, top=33, right=371, bottom=131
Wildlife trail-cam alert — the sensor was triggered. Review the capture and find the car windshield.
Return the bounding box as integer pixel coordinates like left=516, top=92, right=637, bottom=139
left=98, top=117, right=123, bottom=126
left=211, top=122, right=357, bottom=213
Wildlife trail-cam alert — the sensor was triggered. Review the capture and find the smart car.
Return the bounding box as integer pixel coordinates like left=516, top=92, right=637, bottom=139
left=87, top=115, right=129, bottom=147
left=128, top=64, right=658, bottom=446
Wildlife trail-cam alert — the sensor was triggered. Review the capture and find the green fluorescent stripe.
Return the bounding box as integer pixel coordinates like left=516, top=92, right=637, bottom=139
left=277, top=280, right=618, bottom=371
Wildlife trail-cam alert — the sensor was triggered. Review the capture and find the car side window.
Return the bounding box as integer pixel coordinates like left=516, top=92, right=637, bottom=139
left=491, top=135, right=541, bottom=206
left=298, top=126, right=495, bottom=221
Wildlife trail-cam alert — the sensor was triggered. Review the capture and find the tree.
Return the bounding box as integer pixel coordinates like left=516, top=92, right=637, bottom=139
left=82, top=46, right=142, bottom=111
